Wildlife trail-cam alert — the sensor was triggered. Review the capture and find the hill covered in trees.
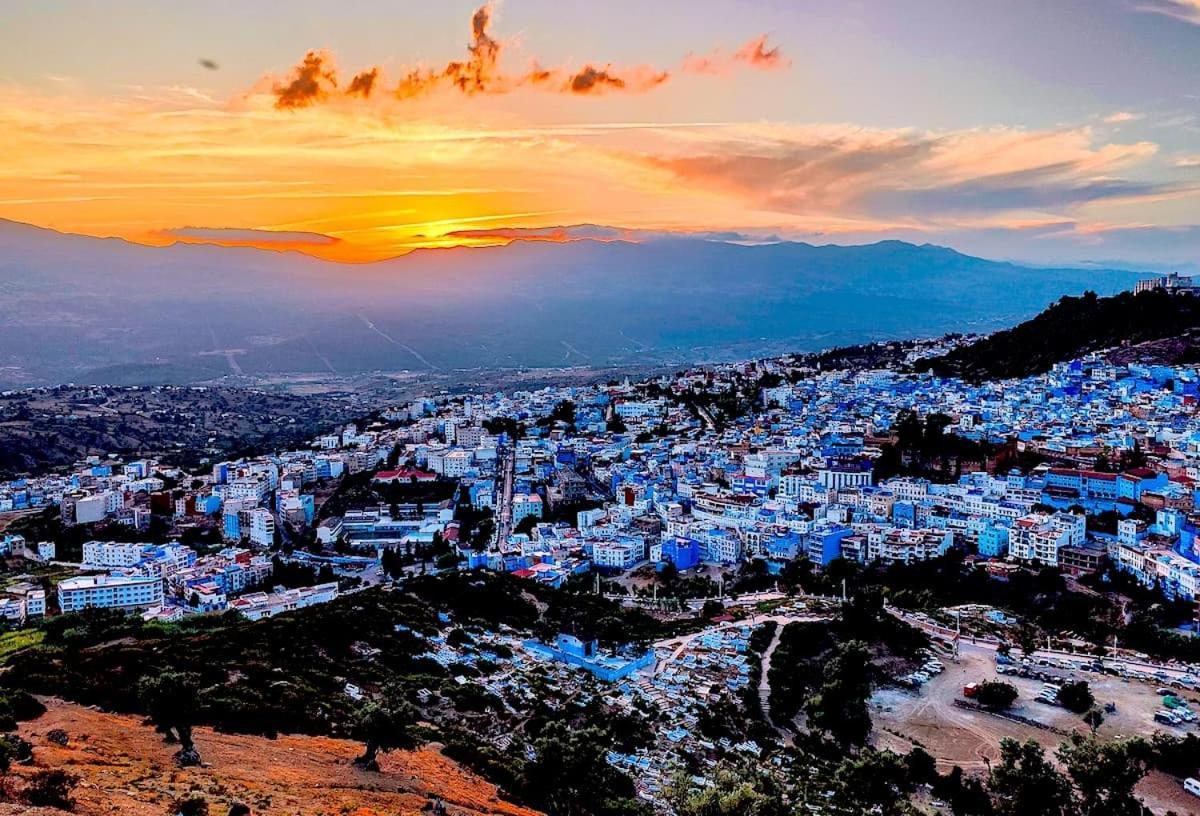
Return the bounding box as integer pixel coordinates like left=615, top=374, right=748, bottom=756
left=917, top=289, right=1200, bottom=381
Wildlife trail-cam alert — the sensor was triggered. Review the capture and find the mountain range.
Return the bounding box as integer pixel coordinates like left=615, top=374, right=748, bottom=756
left=0, top=218, right=1143, bottom=388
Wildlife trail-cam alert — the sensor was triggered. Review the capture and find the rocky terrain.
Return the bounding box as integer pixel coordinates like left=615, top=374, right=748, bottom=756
left=10, top=698, right=540, bottom=816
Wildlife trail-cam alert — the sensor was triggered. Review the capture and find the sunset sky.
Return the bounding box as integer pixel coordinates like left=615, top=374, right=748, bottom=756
left=2, top=0, right=1199, bottom=265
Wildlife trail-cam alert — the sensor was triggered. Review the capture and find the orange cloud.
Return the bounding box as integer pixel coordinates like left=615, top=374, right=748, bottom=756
left=682, top=35, right=789, bottom=75
left=633, top=125, right=1180, bottom=219
left=734, top=35, right=789, bottom=70
left=268, top=5, right=777, bottom=109
left=1136, top=0, right=1200, bottom=25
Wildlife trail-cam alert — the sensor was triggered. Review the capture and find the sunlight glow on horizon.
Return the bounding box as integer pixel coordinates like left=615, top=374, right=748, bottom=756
left=1, top=1, right=1198, bottom=265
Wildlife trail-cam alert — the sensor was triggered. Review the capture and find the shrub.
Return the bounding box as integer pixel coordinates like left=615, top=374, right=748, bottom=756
left=173, top=794, right=210, bottom=816
left=0, top=689, right=47, bottom=730
left=976, top=680, right=1019, bottom=710
left=1058, top=680, right=1094, bottom=714
left=24, top=769, right=78, bottom=809
left=0, top=733, right=32, bottom=771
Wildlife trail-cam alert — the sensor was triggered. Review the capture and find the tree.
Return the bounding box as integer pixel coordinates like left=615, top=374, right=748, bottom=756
left=514, top=515, right=538, bottom=536
left=138, top=671, right=203, bottom=766
left=350, top=691, right=420, bottom=770
left=976, top=681, right=1019, bottom=711
left=522, top=721, right=642, bottom=816
left=834, top=749, right=916, bottom=816
left=1120, top=441, right=1147, bottom=471
left=548, top=400, right=576, bottom=428
left=1015, top=622, right=1040, bottom=659
left=1149, top=731, right=1200, bottom=778
left=988, top=739, right=1072, bottom=816
left=1057, top=733, right=1152, bottom=816
left=805, top=640, right=873, bottom=749
left=670, top=762, right=788, bottom=816
left=933, top=766, right=994, bottom=816
left=904, top=746, right=938, bottom=787
left=1082, top=707, right=1104, bottom=734
left=779, top=555, right=815, bottom=595
left=1057, top=681, right=1094, bottom=714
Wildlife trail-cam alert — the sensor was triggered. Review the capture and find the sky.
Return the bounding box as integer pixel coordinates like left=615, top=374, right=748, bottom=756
left=1, top=0, right=1198, bottom=266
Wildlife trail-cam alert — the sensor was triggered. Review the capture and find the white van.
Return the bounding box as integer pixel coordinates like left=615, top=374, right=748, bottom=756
left=1183, top=777, right=1200, bottom=797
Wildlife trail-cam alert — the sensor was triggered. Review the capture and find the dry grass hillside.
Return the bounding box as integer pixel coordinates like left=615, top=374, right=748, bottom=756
left=9, top=698, right=541, bottom=816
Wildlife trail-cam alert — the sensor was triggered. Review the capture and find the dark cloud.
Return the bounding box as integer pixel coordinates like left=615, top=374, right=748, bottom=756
left=867, top=174, right=1187, bottom=216
left=569, top=66, right=627, bottom=94
left=568, top=65, right=669, bottom=94
left=273, top=51, right=337, bottom=109
left=346, top=68, right=379, bottom=98
left=442, top=223, right=777, bottom=244
left=162, top=226, right=340, bottom=247
left=198, top=58, right=219, bottom=71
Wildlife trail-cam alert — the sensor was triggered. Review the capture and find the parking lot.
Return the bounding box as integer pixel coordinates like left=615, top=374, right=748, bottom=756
left=871, top=642, right=1200, bottom=814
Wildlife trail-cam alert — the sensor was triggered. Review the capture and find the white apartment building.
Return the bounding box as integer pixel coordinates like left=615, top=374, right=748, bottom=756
left=229, top=582, right=339, bottom=621
left=25, top=589, right=45, bottom=617
left=248, top=508, right=276, bottom=548
left=1009, top=514, right=1070, bottom=566
left=592, top=540, right=641, bottom=569
left=881, top=477, right=930, bottom=502
left=442, top=450, right=472, bottom=478
left=818, top=462, right=872, bottom=490
left=73, top=493, right=109, bottom=525
left=614, top=401, right=662, bottom=420
left=226, top=477, right=269, bottom=503
left=58, top=574, right=165, bottom=613
left=1117, top=542, right=1200, bottom=601
left=778, top=474, right=825, bottom=503
left=82, top=541, right=144, bottom=568
left=866, top=527, right=953, bottom=564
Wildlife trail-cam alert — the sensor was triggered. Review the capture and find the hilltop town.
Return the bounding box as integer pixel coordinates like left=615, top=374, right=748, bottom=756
left=3, top=288, right=1200, bottom=814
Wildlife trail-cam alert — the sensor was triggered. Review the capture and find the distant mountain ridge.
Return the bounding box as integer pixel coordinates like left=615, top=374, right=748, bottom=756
left=0, top=218, right=1142, bottom=387
left=916, top=289, right=1200, bottom=381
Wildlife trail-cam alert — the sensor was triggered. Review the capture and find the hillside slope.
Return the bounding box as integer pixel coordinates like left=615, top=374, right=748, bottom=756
left=12, top=697, right=540, bottom=816
left=916, top=289, right=1200, bottom=380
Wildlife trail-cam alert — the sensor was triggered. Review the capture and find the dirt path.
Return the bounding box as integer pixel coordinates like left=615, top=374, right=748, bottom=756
left=756, top=622, right=794, bottom=742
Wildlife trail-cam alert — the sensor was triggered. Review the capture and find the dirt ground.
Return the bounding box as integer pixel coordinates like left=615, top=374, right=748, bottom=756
left=11, top=698, right=541, bottom=816
left=0, top=509, right=39, bottom=534
left=870, top=643, right=1200, bottom=815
